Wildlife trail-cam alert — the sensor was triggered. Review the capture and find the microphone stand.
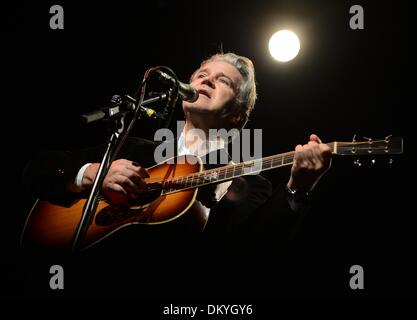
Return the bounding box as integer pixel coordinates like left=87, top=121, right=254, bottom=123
left=72, top=92, right=168, bottom=252
left=161, top=86, right=179, bottom=130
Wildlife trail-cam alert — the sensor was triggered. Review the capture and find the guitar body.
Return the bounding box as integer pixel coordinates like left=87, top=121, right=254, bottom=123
left=21, top=155, right=207, bottom=251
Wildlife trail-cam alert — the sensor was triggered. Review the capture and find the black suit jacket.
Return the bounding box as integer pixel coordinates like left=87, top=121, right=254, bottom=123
left=21, top=137, right=308, bottom=299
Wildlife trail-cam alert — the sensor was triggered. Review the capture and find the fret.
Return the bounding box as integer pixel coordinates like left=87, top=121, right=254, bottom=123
left=234, top=164, right=243, bottom=177
left=198, top=173, right=204, bottom=184
left=262, top=159, right=272, bottom=170
left=241, top=162, right=253, bottom=175
left=194, top=174, right=200, bottom=185
left=198, top=174, right=204, bottom=185
left=271, top=156, right=281, bottom=167
left=177, top=177, right=184, bottom=189
left=283, top=156, right=293, bottom=165
left=218, top=168, right=226, bottom=180
left=252, top=161, right=262, bottom=173
left=225, top=166, right=234, bottom=179
left=208, top=170, right=219, bottom=183
left=202, top=172, right=208, bottom=185
left=201, top=172, right=208, bottom=184
left=191, top=174, right=197, bottom=187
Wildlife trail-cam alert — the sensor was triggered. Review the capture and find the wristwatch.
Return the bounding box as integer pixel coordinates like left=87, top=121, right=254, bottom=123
left=286, top=185, right=311, bottom=202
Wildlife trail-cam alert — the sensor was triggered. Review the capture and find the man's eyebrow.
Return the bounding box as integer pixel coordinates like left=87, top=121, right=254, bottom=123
left=218, top=72, right=233, bottom=82
left=191, top=68, right=207, bottom=80
left=193, top=68, right=235, bottom=86
left=195, top=68, right=208, bottom=75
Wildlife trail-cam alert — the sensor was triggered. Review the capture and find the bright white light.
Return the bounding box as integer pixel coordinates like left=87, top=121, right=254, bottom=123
left=268, top=30, right=300, bottom=62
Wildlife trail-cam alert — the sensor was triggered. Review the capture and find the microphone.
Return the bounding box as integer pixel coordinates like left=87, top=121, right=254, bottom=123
left=155, top=70, right=199, bottom=102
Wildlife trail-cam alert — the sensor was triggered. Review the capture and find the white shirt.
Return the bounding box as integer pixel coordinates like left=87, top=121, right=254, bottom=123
left=177, top=131, right=233, bottom=205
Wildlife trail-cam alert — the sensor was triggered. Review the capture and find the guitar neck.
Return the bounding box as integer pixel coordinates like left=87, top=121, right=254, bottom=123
left=163, top=138, right=403, bottom=193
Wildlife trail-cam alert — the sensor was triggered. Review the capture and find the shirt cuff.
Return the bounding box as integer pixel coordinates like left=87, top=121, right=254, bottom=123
left=74, top=163, right=92, bottom=191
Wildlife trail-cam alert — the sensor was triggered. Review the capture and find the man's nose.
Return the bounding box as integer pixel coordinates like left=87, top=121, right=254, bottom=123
left=201, top=76, right=215, bottom=88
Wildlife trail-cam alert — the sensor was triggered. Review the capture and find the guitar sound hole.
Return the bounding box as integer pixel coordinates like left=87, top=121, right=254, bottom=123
left=129, top=183, right=163, bottom=206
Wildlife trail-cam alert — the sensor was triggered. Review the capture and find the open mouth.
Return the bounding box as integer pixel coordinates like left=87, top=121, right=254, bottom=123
left=198, top=89, right=210, bottom=98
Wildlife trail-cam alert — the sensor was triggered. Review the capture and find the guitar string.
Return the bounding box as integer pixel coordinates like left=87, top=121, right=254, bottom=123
left=98, top=141, right=400, bottom=201
left=159, top=143, right=395, bottom=186
left=136, top=144, right=398, bottom=194
left=146, top=143, right=398, bottom=192
left=167, top=142, right=398, bottom=182
left=138, top=141, right=399, bottom=193
left=164, top=144, right=394, bottom=182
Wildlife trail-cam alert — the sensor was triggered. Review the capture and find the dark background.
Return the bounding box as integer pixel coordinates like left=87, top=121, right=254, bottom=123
left=1, top=0, right=415, bottom=305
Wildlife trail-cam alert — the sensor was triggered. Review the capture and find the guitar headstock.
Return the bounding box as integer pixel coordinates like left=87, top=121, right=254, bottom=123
left=332, top=135, right=403, bottom=166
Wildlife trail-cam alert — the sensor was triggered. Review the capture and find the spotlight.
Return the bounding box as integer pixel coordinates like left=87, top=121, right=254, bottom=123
left=269, top=30, right=300, bottom=62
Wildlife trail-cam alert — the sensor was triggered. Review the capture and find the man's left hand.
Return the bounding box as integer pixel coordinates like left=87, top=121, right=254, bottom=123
left=287, top=134, right=332, bottom=193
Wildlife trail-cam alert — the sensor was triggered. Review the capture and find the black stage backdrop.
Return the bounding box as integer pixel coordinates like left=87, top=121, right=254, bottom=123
left=1, top=0, right=415, bottom=308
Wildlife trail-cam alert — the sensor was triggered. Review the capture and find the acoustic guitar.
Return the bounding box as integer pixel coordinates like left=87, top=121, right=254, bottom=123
left=21, top=137, right=403, bottom=251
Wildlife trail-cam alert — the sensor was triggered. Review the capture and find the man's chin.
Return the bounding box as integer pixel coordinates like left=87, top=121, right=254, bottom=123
left=183, top=104, right=213, bottom=114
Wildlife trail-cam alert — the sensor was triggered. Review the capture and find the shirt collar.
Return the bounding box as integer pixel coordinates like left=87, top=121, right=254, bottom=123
left=177, top=129, right=226, bottom=157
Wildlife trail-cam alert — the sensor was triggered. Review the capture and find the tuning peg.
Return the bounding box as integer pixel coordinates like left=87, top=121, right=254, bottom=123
left=353, top=159, right=362, bottom=167
left=388, top=158, right=394, bottom=165
left=363, top=136, right=373, bottom=142
left=385, top=134, right=392, bottom=142
left=352, top=134, right=357, bottom=142
left=371, top=159, right=376, bottom=165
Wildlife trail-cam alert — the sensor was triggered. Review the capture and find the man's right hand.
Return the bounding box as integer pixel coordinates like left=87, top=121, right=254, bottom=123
left=83, top=159, right=149, bottom=200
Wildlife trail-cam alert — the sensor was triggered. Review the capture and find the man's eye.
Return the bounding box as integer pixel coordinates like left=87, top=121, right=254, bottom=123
left=219, top=78, right=231, bottom=85
left=197, top=73, right=207, bottom=79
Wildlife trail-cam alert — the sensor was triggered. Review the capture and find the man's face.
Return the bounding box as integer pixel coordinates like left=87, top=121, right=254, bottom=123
left=183, top=60, right=243, bottom=119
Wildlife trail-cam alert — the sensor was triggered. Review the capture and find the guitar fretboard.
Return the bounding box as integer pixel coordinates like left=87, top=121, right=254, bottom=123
left=161, top=139, right=402, bottom=194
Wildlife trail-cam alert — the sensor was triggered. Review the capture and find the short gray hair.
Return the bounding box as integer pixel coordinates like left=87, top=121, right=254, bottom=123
left=193, top=52, right=257, bottom=129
